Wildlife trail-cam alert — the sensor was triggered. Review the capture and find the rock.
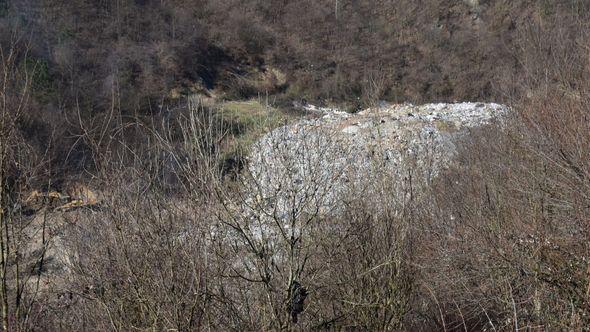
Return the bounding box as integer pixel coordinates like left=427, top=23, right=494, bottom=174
left=24, top=190, right=69, bottom=210
left=24, top=183, right=100, bottom=212
left=342, top=124, right=360, bottom=134
left=244, top=102, right=507, bottom=221
left=217, top=102, right=507, bottom=285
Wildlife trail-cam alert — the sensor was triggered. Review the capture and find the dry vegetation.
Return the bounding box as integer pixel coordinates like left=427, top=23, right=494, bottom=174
left=0, top=1, right=589, bottom=331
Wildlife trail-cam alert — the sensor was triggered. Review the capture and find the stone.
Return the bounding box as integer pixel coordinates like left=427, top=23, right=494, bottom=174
left=244, top=102, right=507, bottom=222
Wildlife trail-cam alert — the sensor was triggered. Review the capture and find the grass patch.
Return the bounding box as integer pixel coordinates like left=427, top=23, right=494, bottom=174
left=218, top=99, right=292, bottom=146
left=216, top=99, right=295, bottom=176
left=434, top=120, right=458, bottom=133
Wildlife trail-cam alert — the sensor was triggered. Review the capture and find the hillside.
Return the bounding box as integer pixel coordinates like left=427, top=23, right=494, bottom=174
left=0, top=1, right=589, bottom=330
left=0, top=0, right=588, bottom=178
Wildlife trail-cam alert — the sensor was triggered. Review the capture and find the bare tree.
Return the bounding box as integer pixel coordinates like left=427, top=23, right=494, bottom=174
left=0, top=24, right=52, bottom=332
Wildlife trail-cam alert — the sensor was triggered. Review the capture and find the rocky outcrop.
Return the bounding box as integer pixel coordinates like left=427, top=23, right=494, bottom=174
left=245, top=103, right=507, bottom=220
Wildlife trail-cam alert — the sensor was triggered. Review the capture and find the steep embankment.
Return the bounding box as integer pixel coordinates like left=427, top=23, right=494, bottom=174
left=245, top=103, right=507, bottom=220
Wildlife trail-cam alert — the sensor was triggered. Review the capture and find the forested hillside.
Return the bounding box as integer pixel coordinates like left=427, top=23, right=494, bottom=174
left=1, top=1, right=589, bottom=330
left=1, top=0, right=587, bottom=176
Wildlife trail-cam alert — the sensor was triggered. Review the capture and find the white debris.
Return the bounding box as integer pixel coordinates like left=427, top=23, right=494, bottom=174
left=217, top=101, right=509, bottom=259
left=220, top=102, right=508, bottom=273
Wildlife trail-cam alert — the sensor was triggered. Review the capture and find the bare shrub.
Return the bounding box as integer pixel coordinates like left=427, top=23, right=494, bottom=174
left=361, top=69, right=388, bottom=107
left=2, top=3, right=590, bottom=331
left=56, top=99, right=225, bottom=330
left=63, top=187, right=214, bottom=330
left=414, top=95, right=590, bottom=330
left=0, top=27, right=56, bottom=332
left=205, top=116, right=440, bottom=330
left=398, top=13, right=590, bottom=331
